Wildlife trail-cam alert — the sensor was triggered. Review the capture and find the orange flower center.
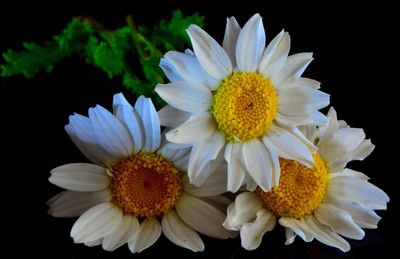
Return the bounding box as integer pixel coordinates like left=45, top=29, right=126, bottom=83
left=111, top=153, right=181, bottom=218
left=257, top=155, right=328, bottom=219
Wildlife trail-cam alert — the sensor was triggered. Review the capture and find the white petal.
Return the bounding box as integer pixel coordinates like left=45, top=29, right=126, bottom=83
left=273, top=53, right=313, bottom=86
left=223, top=192, right=263, bottom=231
left=315, top=203, right=364, bottom=240
left=343, top=168, right=370, bottom=180
left=335, top=117, right=349, bottom=128
left=182, top=164, right=227, bottom=197
left=65, top=114, right=116, bottom=166
left=257, top=29, right=284, bottom=70
left=158, top=142, right=190, bottom=163
left=224, top=142, right=246, bottom=192
left=276, top=111, right=327, bottom=128
left=285, top=228, right=296, bottom=245
left=259, top=32, right=290, bottom=78
left=49, top=163, right=109, bottom=192
left=48, top=189, right=111, bottom=217
left=327, top=139, right=375, bottom=172
left=188, top=132, right=225, bottom=186
left=265, top=142, right=280, bottom=187
left=315, top=107, right=340, bottom=144
left=328, top=176, right=389, bottom=210
left=185, top=49, right=195, bottom=56
left=173, top=152, right=190, bottom=172
left=115, top=105, right=145, bottom=154
left=349, top=139, right=375, bottom=161
left=89, top=105, right=133, bottom=157
left=324, top=193, right=381, bottom=229
left=278, top=86, right=330, bottom=116
left=319, top=127, right=366, bottom=167
left=176, top=193, right=235, bottom=239
left=304, top=216, right=350, bottom=252
left=294, top=77, right=321, bottom=89
left=128, top=218, right=161, bottom=253
left=329, top=168, right=370, bottom=180
left=159, top=57, right=185, bottom=82
left=71, top=202, right=123, bottom=243
left=46, top=191, right=64, bottom=207
left=85, top=239, right=102, bottom=247
left=162, top=141, right=192, bottom=150
left=161, top=210, right=204, bottom=252
left=187, top=24, right=232, bottom=79
left=134, top=96, right=161, bottom=153
left=290, top=126, right=319, bottom=153
left=155, top=82, right=212, bottom=113
left=161, top=51, right=218, bottom=89
left=240, top=209, right=276, bottom=250
left=65, top=123, right=102, bottom=165
left=264, top=124, right=315, bottom=167
left=298, top=124, right=316, bottom=143
left=236, top=13, right=265, bottom=72
left=158, top=105, right=191, bottom=128
left=191, top=149, right=225, bottom=187
left=242, top=139, right=279, bottom=192
left=246, top=176, right=258, bottom=192
left=279, top=217, right=314, bottom=242
left=166, top=114, right=216, bottom=144
left=102, top=215, right=140, bottom=251
left=222, top=17, right=241, bottom=69
left=112, top=92, right=131, bottom=114
left=200, top=195, right=232, bottom=213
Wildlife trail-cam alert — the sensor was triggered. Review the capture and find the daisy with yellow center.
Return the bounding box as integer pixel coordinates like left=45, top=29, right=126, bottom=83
left=155, top=13, right=330, bottom=192
left=47, top=93, right=235, bottom=253
left=223, top=107, right=389, bottom=252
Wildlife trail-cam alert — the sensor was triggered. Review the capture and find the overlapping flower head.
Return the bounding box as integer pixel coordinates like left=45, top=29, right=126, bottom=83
left=46, top=12, right=389, bottom=255
left=48, top=93, right=235, bottom=253
left=156, top=13, right=330, bottom=192
left=223, top=107, right=389, bottom=251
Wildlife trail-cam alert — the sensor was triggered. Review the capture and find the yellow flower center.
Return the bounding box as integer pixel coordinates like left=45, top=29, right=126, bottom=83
left=257, top=155, right=329, bottom=219
left=211, top=72, right=278, bottom=142
left=111, top=153, right=181, bottom=218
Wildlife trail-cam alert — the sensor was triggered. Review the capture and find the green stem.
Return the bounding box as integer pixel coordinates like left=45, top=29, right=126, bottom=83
left=126, top=15, right=146, bottom=59
left=76, top=16, right=114, bottom=43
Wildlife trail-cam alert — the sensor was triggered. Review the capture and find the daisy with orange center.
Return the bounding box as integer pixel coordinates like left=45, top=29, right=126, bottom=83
left=48, top=93, right=235, bottom=253
left=223, top=107, right=389, bottom=252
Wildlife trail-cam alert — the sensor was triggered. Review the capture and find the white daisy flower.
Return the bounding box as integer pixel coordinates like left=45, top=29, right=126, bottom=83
left=47, top=93, right=235, bottom=253
left=223, top=107, right=389, bottom=252
left=155, top=13, right=330, bottom=192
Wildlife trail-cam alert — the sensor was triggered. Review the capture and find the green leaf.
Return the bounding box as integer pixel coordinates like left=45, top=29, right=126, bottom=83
left=123, top=72, right=165, bottom=109
left=93, top=42, right=124, bottom=78
left=2, top=42, right=62, bottom=77
left=111, top=27, right=134, bottom=54
left=83, top=35, right=100, bottom=63
left=123, top=72, right=152, bottom=96
left=1, top=18, right=93, bottom=78
left=54, top=18, right=95, bottom=52
left=1, top=10, right=204, bottom=110
left=141, top=56, right=163, bottom=84
left=141, top=10, right=204, bottom=51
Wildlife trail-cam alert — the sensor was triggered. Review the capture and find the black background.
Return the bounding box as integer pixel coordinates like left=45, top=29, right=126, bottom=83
left=1, top=1, right=397, bottom=258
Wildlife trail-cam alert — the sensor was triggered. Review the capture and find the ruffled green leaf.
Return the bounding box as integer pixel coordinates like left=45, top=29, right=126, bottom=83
left=1, top=10, right=204, bottom=108
left=1, top=18, right=94, bottom=78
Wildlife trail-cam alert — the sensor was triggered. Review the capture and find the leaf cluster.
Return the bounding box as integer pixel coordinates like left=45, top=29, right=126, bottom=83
left=1, top=10, right=204, bottom=107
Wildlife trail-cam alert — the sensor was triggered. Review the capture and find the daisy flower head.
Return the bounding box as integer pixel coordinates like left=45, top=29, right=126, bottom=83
left=223, top=107, right=389, bottom=252
left=155, top=13, right=330, bottom=192
left=47, top=93, right=235, bottom=253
